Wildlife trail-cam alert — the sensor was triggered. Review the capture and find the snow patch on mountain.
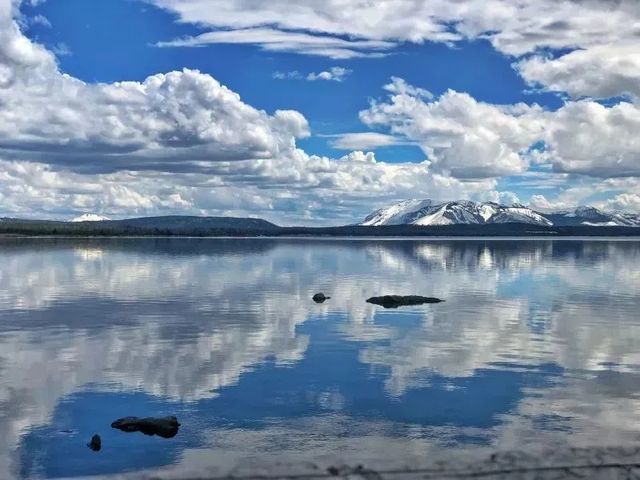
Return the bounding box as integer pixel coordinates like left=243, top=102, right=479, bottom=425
left=70, top=214, right=110, bottom=222
left=361, top=200, right=552, bottom=226
left=546, top=207, right=640, bottom=227
left=360, top=199, right=434, bottom=226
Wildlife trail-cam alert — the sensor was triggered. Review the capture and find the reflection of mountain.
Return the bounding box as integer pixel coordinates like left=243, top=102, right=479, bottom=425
left=1, top=239, right=640, bottom=477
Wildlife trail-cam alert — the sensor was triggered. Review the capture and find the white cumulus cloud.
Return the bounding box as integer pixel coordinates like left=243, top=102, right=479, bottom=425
left=360, top=79, right=545, bottom=178
left=518, top=44, right=640, bottom=101
left=274, top=66, right=352, bottom=82
left=148, top=0, right=640, bottom=100
left=543, top=100, right=640, bottom=177
left=4, top=0, right=640, bottom=222
left=306, top=66, right=351, bottom=81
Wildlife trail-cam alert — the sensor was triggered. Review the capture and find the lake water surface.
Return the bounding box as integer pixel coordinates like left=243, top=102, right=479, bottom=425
left=2, top=238, right=640, bottom=478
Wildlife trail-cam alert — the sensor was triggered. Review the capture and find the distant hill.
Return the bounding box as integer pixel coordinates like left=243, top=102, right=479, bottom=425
left=360, top=199, right=640, bottom=227
left=0, top=215, right=278, bottom=236
left=104, top=215, right=278, bottom=230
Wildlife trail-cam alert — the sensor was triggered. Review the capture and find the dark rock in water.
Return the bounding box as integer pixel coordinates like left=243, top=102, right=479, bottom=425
left=366, top=295, right=444, bottom=308
left=312, top=293, right=330, bottom=303
left=111, top=416, right=180, bottom=438
left=327, top=465, right=365, bottom=476
left=87, top=434, right=101, bottom=451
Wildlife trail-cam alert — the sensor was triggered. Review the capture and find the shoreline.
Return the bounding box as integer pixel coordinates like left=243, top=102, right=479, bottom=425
left=3, top=234, right=640, bottom=241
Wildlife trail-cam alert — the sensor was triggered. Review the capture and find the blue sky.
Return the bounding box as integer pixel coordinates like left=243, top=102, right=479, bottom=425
left=23, top=0, right=562, bottom=158
left=1, top=0, right=639, bottom=224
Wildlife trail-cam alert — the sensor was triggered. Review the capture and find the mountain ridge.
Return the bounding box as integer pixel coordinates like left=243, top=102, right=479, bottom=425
left=360, top=200, right=640, bottom=227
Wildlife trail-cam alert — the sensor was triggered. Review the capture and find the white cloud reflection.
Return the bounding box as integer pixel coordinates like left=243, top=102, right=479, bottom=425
left=1, top=239, right=640, bottom=476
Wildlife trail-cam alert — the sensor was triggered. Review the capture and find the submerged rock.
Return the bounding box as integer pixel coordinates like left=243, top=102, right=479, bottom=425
left=312, top=293, right=330, bottom=303
left=87, top=434, right=101, bottom=451
left=366, top=295, right=444, bottom=308
left=111, top=416, right=180, bottom=438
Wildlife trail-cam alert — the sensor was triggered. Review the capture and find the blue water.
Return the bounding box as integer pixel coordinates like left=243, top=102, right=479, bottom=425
left=1, top=238, right=640, bottom=478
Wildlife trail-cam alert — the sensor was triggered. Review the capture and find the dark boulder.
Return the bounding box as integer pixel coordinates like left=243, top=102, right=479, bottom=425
left=366, top=295, right=443, bottom=308
left=312, top=293, right=330, bottom=303
left=87, top=434, right=101, bottom=451
left=111, top=416, right=180, bottom=438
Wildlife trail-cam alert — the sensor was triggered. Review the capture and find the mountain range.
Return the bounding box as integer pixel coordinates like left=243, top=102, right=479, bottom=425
left=2, top=202, right=640, bottom=237
left=360, top=200, right=640, bottom=227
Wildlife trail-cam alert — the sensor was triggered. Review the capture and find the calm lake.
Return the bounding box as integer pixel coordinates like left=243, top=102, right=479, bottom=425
left=2, top=237, right=640, bottom=478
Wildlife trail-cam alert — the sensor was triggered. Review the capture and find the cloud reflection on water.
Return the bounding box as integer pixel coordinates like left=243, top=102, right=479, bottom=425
left=0, top=238, right=640, bottom=477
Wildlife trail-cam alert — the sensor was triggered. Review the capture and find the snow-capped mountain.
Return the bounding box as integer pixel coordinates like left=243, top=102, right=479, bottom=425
left=544, top=207, right=640, bottom=227
left=70, top=213, right=110, bottom=222
left=361, top=200, right=552, bottom=226
left=360, top=200, right=640, bottom=227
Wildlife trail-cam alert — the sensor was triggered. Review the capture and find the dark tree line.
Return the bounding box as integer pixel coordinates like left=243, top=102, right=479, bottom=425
left=2, top=219, right=640, bottom=237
